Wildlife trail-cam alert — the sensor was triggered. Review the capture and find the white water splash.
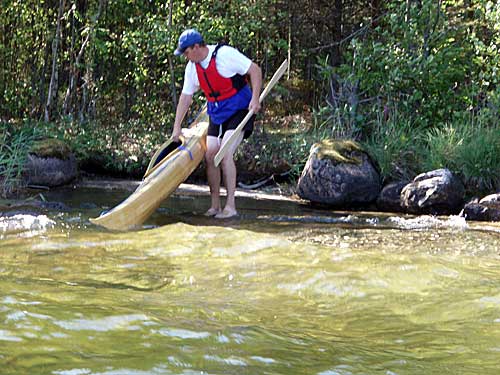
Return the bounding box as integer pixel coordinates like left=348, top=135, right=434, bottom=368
left=0, top=214, right=55, bottom=236
left=387, top=215, right=468, bottom=230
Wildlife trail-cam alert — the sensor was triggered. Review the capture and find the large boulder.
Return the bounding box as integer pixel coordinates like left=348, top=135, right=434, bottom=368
left=296, top=139, right=381, bottom=206
left=24, top=139, right=78, bottom=187
left=400, top=168, right=465, bottom=214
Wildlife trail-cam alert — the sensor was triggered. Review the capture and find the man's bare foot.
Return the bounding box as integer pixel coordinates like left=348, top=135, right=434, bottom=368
left=214, top=208, right=238, bottom=219
left=204, top=207, right=221, bottom=217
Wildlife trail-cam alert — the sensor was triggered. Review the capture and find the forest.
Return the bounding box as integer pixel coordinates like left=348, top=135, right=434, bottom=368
left=1, top=0, right=499, bottom=197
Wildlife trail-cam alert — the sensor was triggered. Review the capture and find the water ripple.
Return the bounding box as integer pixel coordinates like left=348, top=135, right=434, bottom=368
left=212, top=238, right=286, bottom=257
left=0, top=329, right=23, bottom=342
left=54, top=314, right=150, bottom=332
left=156, top=327, right=210, bottom=339
left=204, top=354, right=247, bottom=366
left=257, top=214, right=379, bottom=226
left=250, top=355, right=277, bottom=364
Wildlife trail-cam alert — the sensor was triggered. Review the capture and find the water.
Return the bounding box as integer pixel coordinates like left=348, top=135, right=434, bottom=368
left=1, top=186, right=499, bottom=374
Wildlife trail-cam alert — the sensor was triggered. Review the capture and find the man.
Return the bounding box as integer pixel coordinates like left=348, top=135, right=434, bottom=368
left=172, top=29, right=262, bottom=219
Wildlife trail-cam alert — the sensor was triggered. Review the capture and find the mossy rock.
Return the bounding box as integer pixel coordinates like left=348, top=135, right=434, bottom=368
left=297, top=138, right=381, bottom=206
left=30, top=138, right=72, bottom=160
left=311, top=139, right=363, bottom=165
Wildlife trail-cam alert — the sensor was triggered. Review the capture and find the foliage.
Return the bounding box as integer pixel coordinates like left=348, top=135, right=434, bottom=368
left=29, top=118, right=167, bottom=177
left=312, top=57, right=365, bottom=140
left=422, top=112, right=500, bottom=193
left=0, top=124, right=40, bottom=197
left=0, top=0, right=288, bottom=124
left=238, top=112, right=315, bottom=180
left=361, top=106, right=424, bottom=182
left=311, top=0, right=500, bottom=194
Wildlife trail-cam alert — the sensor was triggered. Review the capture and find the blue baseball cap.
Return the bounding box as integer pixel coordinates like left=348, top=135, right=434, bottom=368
left=174, top=29, right=204, bottom=56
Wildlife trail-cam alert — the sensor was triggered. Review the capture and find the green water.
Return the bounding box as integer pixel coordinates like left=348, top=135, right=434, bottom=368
left=1, top=187, right=499, bottom=375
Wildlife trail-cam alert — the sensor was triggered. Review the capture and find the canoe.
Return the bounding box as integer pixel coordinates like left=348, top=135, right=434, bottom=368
left=90, top=109, right=209, bottom=230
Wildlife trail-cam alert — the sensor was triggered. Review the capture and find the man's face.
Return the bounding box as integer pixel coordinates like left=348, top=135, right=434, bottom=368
left=183, top=44, right=202, bottom=63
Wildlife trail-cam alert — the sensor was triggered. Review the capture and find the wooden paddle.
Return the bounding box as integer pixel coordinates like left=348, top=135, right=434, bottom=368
left=214, top=59, right=288, bottom=167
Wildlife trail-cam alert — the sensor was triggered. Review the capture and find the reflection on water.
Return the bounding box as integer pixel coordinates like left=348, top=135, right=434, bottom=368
left=1, top=186, right=499, bottom=375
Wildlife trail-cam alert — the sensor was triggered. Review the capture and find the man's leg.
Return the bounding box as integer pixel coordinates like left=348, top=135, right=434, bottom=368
left=204, top=135, right=222, bottom=216
left=215, top=129, right=244, bottom=219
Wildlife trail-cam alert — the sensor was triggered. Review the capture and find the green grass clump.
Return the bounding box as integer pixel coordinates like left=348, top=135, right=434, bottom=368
left=0, top=125, right=39, bottom=197
left=361, top=110, right=423, bottom=182
left=422, top=115, right=500, bottom=194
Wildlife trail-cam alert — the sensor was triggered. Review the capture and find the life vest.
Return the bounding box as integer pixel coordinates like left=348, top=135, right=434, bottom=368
left=195, top=44, right=247, bottom=103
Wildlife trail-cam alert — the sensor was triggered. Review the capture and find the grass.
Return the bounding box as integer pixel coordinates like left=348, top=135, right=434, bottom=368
left=0, top=125, right=39, bottom=197
left=361, top=108, right=423, bottom=182
left=422, top=114, right=500, bottom=194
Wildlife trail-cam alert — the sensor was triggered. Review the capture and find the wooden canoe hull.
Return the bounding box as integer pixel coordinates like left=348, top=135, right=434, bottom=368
left=90, top=111, right=208, bottom=230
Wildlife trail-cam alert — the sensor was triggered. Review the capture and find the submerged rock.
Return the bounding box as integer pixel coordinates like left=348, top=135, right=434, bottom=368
left=0, top=199, right=70, bottom=215
left=400, top=168, right=465, bottom=215
left=296, top=139, right=381, bottom=206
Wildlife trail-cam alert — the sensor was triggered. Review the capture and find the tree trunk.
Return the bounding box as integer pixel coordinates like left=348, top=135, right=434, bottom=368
left=371, top=0, right=380, bottom=27
left=464, top=0, right=474, bottom=34
left=78, top=0, right=104, bottom=121
left=45, top=0, right=66, bottom=122
left=332, top=0, right=342, bottom=67
left=287, top=1, right=292, bottom=79
left=62, top=8, right=76, bottom=115
left=168, top=0, right=178, bottom=110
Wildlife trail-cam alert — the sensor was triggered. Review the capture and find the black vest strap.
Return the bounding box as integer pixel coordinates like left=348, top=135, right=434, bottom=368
left=213, top=44, right=247, bottom=91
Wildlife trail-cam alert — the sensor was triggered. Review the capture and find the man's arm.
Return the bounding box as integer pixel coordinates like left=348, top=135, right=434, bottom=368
left=247, top=62, right=262, bottom=113
left=172, top=93, right=193, bottom=141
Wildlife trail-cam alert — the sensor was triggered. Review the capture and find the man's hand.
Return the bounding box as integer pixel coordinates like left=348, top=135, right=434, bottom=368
left=172, top=93, right=193, bottom=142
left=172, top=127, right=182, bottom=142
left=249, top=97, right=261, bottom=113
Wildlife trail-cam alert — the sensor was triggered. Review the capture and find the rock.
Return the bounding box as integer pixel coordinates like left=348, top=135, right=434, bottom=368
left=460, top=193, right=500, bottom=221
left=461, top=202, right=500, bottom=221
left=24, top=139, right=78, bottom=187
left=296, top=139, right=381, bottom=206
left=400, top=168, right=465, bottom=214
left=25, top=154, right=78, bottom=187
left=479, top=193, right=500, bottom=208
left=377, top=181, right=409, bottom=212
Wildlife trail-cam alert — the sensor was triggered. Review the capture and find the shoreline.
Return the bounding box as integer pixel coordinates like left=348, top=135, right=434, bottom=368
left=75, top=177, right=302, bottom=204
